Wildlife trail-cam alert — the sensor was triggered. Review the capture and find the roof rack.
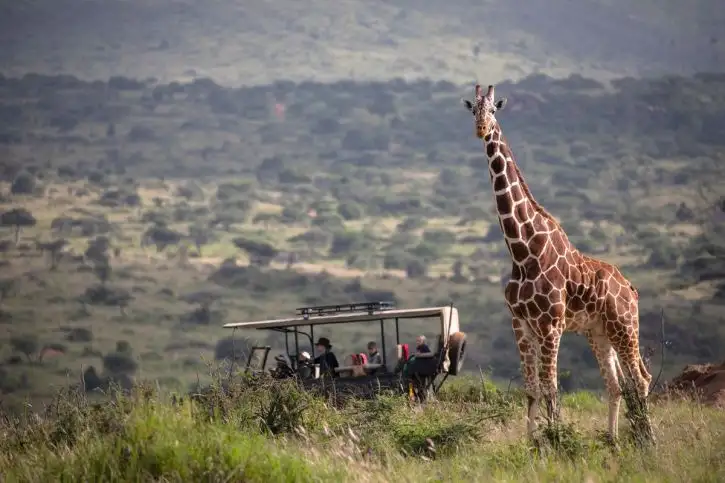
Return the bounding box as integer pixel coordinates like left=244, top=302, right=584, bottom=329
left=296, top=301, right=396, bottom=319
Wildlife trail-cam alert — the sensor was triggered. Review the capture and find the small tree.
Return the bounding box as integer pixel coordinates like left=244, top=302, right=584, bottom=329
left=0, top=208, right=37, bottom=243
left=116, top=340, right=133, bottom=354
left=36, top=239, right=68, bottom=270
left=405, top=259, right=428, bottom=279
left=141, top=225, right=182, bottom=252
left=451, top=259, right=466, bottom=282
left=188, top=224, right=210, bottom=256
left=0, top=278, right=15, bottom=308
left=11, top=171, right=36, bottom=195
left=179, top=290, right=223, bottom=325
left=337, top=202, right=364, bottom=221
left=102, top=352, right=138, bottom=375
left=93, top=261, right=112, bottom=285
left=85, top=234, right=109, bottom=256
left=10, top=334, right=39, bottom=362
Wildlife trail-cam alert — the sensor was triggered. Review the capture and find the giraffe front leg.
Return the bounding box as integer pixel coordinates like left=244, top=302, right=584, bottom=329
left=538, top=329, right=563, bottom=423
left=512, top=317, right=539, bottom=436
left=587, top=332, right=622, bottom=442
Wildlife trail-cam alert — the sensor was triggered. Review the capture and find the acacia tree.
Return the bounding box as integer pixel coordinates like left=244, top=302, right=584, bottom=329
left=0, top=208, right=37, bottom=243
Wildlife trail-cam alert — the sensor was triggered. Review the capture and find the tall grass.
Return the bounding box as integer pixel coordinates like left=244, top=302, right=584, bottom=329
left=1, top=373, right=724, bottom=482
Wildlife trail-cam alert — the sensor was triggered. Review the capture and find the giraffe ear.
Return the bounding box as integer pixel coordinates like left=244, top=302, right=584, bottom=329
left=494, top=98, right=507, bottom=110
left=462, top=99, right=474, bottom=111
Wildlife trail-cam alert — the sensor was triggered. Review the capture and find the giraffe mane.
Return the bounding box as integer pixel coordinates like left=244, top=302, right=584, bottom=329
left=498, top=130, right=566, bottom=233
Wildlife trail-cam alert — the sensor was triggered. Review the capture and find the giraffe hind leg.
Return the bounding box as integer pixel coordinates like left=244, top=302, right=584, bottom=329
left=587, top=331, right=622, bottom=441
left=610, top=323, right=655, bottom=444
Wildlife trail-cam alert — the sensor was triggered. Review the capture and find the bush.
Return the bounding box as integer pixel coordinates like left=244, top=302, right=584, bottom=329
left=329, top=231, right=368, bottom=256
left=11, top=171, right=36, bottom=195
left=102, top=352, right=138, bottom=374
left=397, top=216, right=427, bottom=232
left=337, top=202, right=364, bottom=220
left=383, top=250, right=409, bottom=270
left=405, top=259, right=428, bottom=278
left=214, top=336, right=252, bottom=361
left=65, top=327, right=93, bottom=342
left=10, top=334, right=39, bottom=361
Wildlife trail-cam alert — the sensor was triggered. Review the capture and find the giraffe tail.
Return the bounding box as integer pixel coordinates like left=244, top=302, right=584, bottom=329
left=615, top=356, right=625, bottom=384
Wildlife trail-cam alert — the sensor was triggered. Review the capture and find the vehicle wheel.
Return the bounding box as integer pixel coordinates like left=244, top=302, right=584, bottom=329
left=447, top=331, right=467, bottom=376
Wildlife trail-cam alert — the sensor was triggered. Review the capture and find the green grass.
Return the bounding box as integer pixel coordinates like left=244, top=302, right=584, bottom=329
left=2, top=375, right=724, bottom=482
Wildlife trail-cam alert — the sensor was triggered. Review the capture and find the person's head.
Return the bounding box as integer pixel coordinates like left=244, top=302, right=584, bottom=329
left=367, top=341, right=378, bottom=355
left=462, top=84, right=508, bottom=139
left=416, top=335, right=427, bottom=348
left=314, top=337, right=331, bottom=353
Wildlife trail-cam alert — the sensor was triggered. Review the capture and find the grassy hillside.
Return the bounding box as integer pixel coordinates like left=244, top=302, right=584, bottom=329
left=0, top=71, right=724, bottom=411
left=2, top=377, right=724, bottom=482
left=0, top=0, right=722, bottom=86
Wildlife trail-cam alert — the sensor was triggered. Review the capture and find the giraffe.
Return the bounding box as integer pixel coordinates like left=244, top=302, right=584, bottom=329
left=461, top=84, right=652, bottom=441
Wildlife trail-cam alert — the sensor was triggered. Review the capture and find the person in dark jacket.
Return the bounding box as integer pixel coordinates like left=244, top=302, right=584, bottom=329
left=313, top=337, right=339, bottom=377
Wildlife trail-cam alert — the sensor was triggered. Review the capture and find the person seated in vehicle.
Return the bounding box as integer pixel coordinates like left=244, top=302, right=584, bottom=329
left=364, top=341, right=383, bottom=375
left=313, top=337, right=339, bottom=377
left=415, top=335, right=431, bottom=354
left=366, top=341, right=383, bottom=365
left=297, top=351, right=313, bottom=379
left=271, top=354, right=295, bottom=379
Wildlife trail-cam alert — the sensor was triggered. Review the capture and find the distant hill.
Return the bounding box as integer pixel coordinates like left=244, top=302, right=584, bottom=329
left=0, top=0, right=723, bottom=86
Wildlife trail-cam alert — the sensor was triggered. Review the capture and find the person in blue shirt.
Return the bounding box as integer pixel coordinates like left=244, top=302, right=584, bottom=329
left=415, top=335, right=431, bottom=354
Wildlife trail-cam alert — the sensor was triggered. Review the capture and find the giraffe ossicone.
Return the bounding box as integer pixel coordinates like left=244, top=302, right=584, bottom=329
left=462, top=83, right=653, bottom=442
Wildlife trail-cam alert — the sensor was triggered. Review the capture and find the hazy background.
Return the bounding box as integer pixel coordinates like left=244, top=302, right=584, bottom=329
left=1, top=0, right=723, bottom=85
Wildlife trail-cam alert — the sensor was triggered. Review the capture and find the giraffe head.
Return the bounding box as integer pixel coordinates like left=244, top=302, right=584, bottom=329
left=462, top=84, right=507, bottom=139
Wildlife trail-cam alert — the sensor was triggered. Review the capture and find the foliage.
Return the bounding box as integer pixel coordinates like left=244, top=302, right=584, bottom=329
left=0, top=71, right=723, bottom=409
left=1, top=377, right=724, bottom=482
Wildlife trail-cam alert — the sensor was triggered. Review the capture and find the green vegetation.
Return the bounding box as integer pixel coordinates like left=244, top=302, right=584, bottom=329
left=2, top=376, right=724, bottom=482
left=0, top=70, right=724, bottom=414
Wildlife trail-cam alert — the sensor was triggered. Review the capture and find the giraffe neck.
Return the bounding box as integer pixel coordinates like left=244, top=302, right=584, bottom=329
left=483, top=123, right=562, bottom=262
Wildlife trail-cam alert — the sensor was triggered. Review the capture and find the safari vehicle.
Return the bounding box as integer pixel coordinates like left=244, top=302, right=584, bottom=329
left=222, top=301, right=468, bottom=401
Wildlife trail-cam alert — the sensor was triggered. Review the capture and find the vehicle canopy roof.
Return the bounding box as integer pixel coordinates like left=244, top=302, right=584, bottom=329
left=223, top=302, right=460, bottom=336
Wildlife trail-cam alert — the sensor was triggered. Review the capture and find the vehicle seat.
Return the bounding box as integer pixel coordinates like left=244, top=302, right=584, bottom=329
left=397, top=343, right=410, bottom=362
left=349, top=353, right=367, bottom=377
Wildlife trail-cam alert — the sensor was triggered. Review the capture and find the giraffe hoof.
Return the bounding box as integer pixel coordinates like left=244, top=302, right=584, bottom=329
left=596, top=431, right=620, bottom=451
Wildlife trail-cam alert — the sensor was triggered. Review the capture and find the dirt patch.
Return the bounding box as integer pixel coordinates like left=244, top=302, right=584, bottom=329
left=657, top=360, right=725, bottom=407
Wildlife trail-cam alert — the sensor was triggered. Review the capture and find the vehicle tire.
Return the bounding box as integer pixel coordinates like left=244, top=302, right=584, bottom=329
left=447, top=331, right=467, bottom=376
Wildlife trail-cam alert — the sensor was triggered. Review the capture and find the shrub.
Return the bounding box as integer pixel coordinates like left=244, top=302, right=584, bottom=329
left=337, top=202, right=364, bottom=220
left=10, top=334, right=39, bottom=361
left=10, top=171, right=36, bottom=195
left=102, top=352, right=138, bottom=374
